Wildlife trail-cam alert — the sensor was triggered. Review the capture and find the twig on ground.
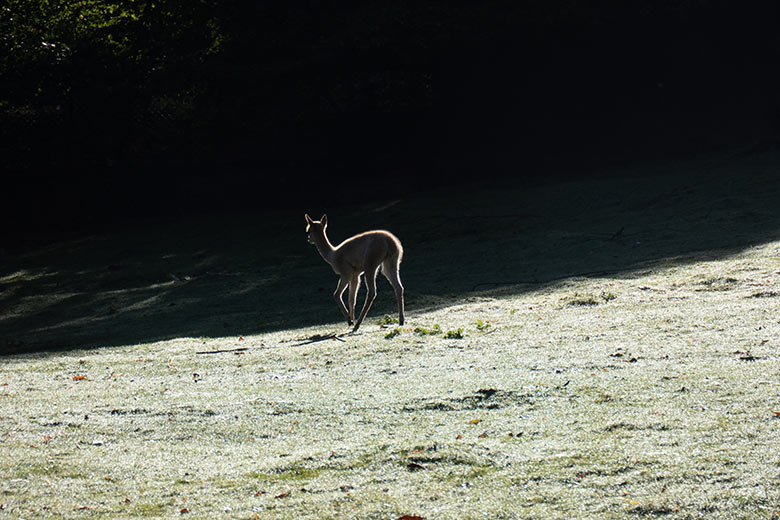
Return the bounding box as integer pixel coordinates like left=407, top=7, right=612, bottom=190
left=292, top=333, right=347, bottom=346
left=195, top=347, right=249, bottom=355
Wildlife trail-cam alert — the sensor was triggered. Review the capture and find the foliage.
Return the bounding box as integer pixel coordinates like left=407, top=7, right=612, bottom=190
left=444, top=328, right=464, bottom=339
left=2, top=1, right=777, bottom=228
left=0, top=0, right=223, bottom=106
left=414, top=324, right=442, bottom=336
left=384, top=328, right=402, bottom=339
left=378, top=314, right=399, bottom=326
left=0, top=0, right=229, bottom=187
left=2, top=1, right=762, bottom=171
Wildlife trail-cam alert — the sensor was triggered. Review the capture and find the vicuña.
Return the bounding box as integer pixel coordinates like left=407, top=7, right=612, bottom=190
left=305, top=214, right=405, bottom=332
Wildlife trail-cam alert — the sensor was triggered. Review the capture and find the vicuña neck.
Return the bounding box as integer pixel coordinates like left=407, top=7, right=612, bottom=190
left=312, top=232, right=336, bottom=264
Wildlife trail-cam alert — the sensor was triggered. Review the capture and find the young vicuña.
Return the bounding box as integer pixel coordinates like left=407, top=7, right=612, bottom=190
left=305, top=214, right=404, bottom=332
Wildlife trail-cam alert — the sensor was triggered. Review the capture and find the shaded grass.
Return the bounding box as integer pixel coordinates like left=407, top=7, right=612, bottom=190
left=3, top=145, right=780, bottom=354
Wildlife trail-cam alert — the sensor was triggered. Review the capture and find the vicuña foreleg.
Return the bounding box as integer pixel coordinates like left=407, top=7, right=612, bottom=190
left=348, top=273, right=360, bottom=325
left=333, top=277, right=352, bottom=326
left=353, top=265, right=379, bottom=331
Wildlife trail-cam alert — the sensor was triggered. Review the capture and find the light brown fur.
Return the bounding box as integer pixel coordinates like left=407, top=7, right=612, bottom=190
left=305, top=214, right=404, bottom=331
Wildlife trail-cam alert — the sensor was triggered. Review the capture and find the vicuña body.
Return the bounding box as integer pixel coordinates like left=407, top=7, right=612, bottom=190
left=305, top=214, right=404, bottom=331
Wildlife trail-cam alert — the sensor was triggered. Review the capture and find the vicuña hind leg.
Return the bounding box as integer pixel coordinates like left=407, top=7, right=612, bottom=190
left=353, top=266, right=379, bottom=332
left=382, top=261, right=405, bottom=326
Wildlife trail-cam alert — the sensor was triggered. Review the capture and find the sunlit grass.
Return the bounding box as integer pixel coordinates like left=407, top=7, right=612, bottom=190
left=2, top=238, right=780, bottom=518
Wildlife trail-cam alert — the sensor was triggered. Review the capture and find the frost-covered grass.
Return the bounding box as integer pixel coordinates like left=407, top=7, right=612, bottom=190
left=2, top=238, right=780, bottom=519
left=2, top=146, right=780, bottom=518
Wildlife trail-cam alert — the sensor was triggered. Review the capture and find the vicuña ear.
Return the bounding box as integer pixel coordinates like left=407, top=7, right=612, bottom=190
left=321, top=214, right=328, bottom=226
left=305, top=213, right=313, bottom=224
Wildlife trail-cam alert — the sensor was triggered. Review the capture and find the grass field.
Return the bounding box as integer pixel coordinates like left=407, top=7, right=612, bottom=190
left=2, top=145, right=780, bottom=518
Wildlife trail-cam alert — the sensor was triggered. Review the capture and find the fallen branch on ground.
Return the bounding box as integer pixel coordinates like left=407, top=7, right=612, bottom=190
left=195, top=347, right=249, bottom=355
left=292, top=333, right=347, bottom=346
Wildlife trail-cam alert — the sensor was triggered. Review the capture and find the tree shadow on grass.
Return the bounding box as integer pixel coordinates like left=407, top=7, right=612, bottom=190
left=2, top=145, right=780, bottom=355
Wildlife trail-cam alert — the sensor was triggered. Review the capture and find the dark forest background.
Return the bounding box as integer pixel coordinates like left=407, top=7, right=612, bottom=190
left=3, top=1, right=779, bottom=242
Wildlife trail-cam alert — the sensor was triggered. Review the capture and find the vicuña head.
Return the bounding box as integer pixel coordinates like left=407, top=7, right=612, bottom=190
left=304, top=213, right=404, bottom=332
left=305, top=213, right=328, bottom=246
